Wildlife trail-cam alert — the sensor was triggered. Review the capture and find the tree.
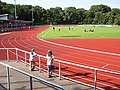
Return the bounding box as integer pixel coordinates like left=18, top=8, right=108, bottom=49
left=106, top=12, right=115, bottom=25
left=85, top=11, right=95, bottom=24
left=76, top=8, right=86, bottom=24
left=63, top=7, right=80, bottom=24
left=111, top=8, right=120, bottom=16
left=0, top=2, right=9, bottom=14
left=101, top=13, right=109, bottom=24
left=1, top=1, right=119, bottom=25
left=89, top=4, right=111, bottom=13
left=16, top=5, right=32, bottom=21
left=33, top=6, right=46, bottom=24
left=114, top=15, right=120, bottom=25
left=93, top=12, right=102, bottom=24
left=46, top=7, right=63, bottom=24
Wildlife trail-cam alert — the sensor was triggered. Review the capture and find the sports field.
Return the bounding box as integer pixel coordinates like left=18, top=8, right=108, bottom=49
left=37, top=26, right=120, bottom=39
left=0, top=26, right=120, bottom=89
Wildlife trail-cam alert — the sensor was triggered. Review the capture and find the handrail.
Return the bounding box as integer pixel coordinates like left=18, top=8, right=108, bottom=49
left=0, top=62, right=66, bottom=90
left=16, top=48, right=120, bottom=75
left=1, top=48, right=120, bottom=90
left=55, top=59, right=120, bottom=75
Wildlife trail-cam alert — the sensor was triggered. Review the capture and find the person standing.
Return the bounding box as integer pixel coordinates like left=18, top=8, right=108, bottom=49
left=29, top=48, right=37, bottom=71
left=46, top=50, right=55, bottom=78
left=72, top=27, right=73, bottom=30
left=58, top=27, right=60, bottom=31
left=68, top=26, right=70, bottom=30
left=53, top=26, right=55, bottom=31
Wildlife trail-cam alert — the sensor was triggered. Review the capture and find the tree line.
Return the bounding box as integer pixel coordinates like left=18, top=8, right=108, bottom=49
left=0, top=1, right=120, bottom=25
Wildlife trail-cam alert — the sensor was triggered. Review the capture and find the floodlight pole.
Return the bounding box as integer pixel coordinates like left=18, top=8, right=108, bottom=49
left=14, top=0, right=17, bottom=19
left=32, top=6, right=34, bottom=22
left=31, top=6, right=34, bottom=26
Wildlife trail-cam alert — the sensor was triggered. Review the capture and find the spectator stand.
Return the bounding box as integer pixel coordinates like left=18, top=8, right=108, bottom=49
left=0, top=14, right=32, bottom=33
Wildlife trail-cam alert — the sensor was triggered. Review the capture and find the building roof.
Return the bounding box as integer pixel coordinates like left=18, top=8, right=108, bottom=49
left=0, top=14, right=9, bottom=17
left=0, top=14, right=32, bottom=23
left=0, top=14, right=14, bottom=20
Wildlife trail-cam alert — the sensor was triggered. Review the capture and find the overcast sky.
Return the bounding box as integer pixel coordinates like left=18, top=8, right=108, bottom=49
left=2, top=0, right=120, bottom=10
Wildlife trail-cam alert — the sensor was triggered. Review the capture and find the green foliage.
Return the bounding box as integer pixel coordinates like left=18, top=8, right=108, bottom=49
left=114, top=15, right=120, bottom=25
left=89, top=4, right=111, bottom=13
left=111, top=8, right=120, bottom=16
left=0, top=1, right=120, bottom=25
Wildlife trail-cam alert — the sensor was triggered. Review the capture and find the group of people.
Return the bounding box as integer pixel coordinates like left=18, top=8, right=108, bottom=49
left=52, top=26, right=60, bottom=31
left=29, top=49, right=54, bottom=78
left=52, top=26, right=73, bottom=31
left=84, top=29, right=94, bottom=32
left=68, top=26, right=73, bottom=30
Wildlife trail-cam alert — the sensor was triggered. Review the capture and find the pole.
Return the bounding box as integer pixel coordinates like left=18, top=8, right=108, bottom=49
left=25, top=52, right=27, bottom=66
left=16, top=48, right=18, bottom=62
left=32, top=6, right=34, bottom=27
left=14, top=0, right=17, bottom=19
left=6, top=67, right=10, bottom=90
left=32, top=6, right=33, bottom=22
left=7, top=49, right=9, bottom=61
left=39, top=56, right=41, bottom=72
left=30, top=76, right=33, bottom=90
left=59, top=61, right=61, bottom=80
left=94, top=70, right=97, bottom=90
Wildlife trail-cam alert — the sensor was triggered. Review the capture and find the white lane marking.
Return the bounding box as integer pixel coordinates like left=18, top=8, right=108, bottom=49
left=38, top=38, right=120, bottom=56
left=0, top=32, right=11, bottom=36
left=102, top=64, right=109, bottom=68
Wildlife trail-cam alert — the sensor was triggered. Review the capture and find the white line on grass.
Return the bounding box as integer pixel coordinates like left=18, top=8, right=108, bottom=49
left=42, top=29, right=50, bottom=38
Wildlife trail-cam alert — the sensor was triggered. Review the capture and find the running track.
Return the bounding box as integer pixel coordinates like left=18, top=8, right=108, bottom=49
left=0, top=26, right=120, bottom=89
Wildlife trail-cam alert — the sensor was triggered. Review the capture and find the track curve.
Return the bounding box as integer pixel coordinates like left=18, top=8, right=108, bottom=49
left=0, top=26, right=120, bottom=89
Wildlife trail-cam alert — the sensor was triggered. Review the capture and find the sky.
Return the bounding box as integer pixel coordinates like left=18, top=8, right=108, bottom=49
left=1, top=0, right=120, bottom=10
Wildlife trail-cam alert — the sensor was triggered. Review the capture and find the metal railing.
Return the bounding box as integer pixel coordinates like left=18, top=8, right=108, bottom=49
left=0, top=62, right=66, bottom=90
left=0, top=48, right=120, bottom=90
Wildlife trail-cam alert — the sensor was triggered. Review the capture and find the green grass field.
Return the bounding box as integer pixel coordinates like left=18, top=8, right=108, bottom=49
left=37, top=26, right=120, bottom=39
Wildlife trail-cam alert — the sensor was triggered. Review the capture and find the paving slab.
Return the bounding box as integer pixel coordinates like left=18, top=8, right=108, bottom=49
left=0, top=60, right=95, bottom=90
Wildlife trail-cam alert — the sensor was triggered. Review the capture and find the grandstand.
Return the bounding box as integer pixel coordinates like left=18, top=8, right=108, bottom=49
left=0, top=14, right=32, bottom=33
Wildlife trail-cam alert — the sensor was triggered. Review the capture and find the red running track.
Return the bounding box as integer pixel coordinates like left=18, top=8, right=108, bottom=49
left=0, top=26, right=120, bottom=89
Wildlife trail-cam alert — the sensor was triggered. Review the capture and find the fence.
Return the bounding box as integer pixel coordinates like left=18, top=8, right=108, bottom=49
left=0, top=48, right=120, bottom=90
left=0, top=62, right=66, bottom=90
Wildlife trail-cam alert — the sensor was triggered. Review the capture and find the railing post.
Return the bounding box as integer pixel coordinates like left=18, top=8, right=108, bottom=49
left=16, top=48, right=18, bottom=62
left=39, top=56, right=41, bottom=72
left=94, top=70, right=97, bottom=90
left=6, top=67, right=10, bottom=90
left=7, top=49, right=9, bottom=61
left=59, top=61, right=61, bottom=80
left=30, top=76, right=33, bottom=90
left=25, top=52, right=27, bottom=66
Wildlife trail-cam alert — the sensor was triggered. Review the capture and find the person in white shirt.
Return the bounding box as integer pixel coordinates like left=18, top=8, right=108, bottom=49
left=29, top=48, right=37, bottom=71
left=46, top=50, right=55, bottom=78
